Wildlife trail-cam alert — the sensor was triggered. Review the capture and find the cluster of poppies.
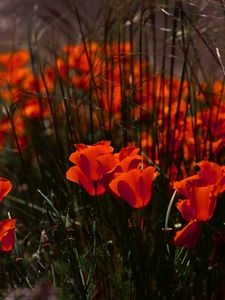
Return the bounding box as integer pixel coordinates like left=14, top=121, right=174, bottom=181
left=173, top=160, right=225, bottom=249
left=66, top=141, right=156, bottom=208
left=57, top=43, right=225, bottom=173
left=1, top=44, right=225, bottom=252
left=0, top=50, right=56, bottom=150
left=66, top=141, right=225, bottom=249
left=0, top=178, right=16, bottom=252
left=0, top=45, right=225, bottom=180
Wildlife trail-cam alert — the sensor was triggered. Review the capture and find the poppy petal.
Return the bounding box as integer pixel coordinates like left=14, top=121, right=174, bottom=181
left=173, top=220, right=201, bottom=249
left=117, top=180, right=137, bottom=207
left=176, top=199, right=195, bottom=222
left=197, top=160, right=222, bottom=185
left=118, top=146, right=140, bottom=161
left=173, top=175, right=199, bottom=198
left=191, top=185, right=216, bottom=221
left=0, top=219, right=16, bottom=241
left=66, top=166, right=96, bottom=196
left=141, top=166, right=156, bottom=202
left=0, top=178, right=12, bottom=203
left=1, top=229, right=15, bottom=252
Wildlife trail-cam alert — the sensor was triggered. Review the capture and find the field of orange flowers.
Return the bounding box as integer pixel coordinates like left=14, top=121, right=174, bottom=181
left=0, top=1, right=225, bottom=299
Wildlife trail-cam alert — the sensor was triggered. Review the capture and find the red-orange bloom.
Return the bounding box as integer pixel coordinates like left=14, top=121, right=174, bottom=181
left=173, top=220, right=201, bottom=249
left=66, top=141, right=114, bottom=196
left=109, top=166, right=156, bottom=208
left=0, top=50, right=29, bottom=70
left=98, top=146, right=141, bottom=190
left=0, top=219, right=16, bottom=252
left=0, top=177, right=12, bottom=203
left=22, top=98, right=50, bottom=119
left=173, top=160, right=225, bottom=248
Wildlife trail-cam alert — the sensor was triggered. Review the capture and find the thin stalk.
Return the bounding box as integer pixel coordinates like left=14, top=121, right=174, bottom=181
left=118, top=31, right=128, bottom=146
left=166, top=1, right=179, bottom=169
left=138, top=5, right=144, bottom=152
left=165, top=189, right=177, bottom=255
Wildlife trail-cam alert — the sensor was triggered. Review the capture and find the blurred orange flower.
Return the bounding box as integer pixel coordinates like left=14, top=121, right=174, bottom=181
left=0, top=219, right=16, bottom=252
left=0, top=50, right=29, bottom=70
left=0, top=177, right=12, bottom=203
left=22, top=98, right=51, bottom=119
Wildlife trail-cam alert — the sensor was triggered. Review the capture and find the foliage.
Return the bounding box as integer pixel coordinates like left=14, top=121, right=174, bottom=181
left=0, top=0, right=225, bottom=299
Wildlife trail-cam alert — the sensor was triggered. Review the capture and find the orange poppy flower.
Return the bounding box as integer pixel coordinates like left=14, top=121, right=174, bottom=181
left=0, top=115, right=29, bottom=150
left=0, top=67, right=30, bottom=87
left=66, top=141, right=114, bottom=196
left=0, top=50, right=29, bottom=70
left=0, top=88, right=22, bottom=103
left=0, top=219, right=16, bottom=252
left=22, top=98, right=50, bottom=119
left=63, top=42, right=101, bottom=73
left=98, top=146, right=141, bottom=190
left=173, top=160, right=225, bottom=248
left=173, top=220, right=201, bottom=249
left=0, top=177, right=12, bottom=203
left=109, top=166, right=156, bottom=208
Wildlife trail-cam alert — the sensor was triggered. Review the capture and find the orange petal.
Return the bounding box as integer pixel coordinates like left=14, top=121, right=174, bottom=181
left=74, top=144, right=88, bottom=151
left=119, top=155, right=141, bottom=172
left=0, top=219, right=16, bottom=241
left=118, top=146, right=140, bottom=160
left=109, top=170, right=138, bottom=207
left=97, top=153, right=118, bottom=175
left=109, top=168, right=155, bottom=208
left=66, top=166, right=96, bottom=196
left=173, top=220, right=201, bottom=249
left=197, top=160, right=222, bottom=185
left=176, top=199, right=195, bottom=222
left=173, top=175, right=199, bottom=198
left=95, top=140, right=112, bottom=148
left=69, top=151, right=81, bottom=165
left=0, top=178, right=12, bottom=203
left=1, top=229, right=15, bottom=252
left=70, top=143, right=114, bottom=181
left=191, top=186, right=216, bottom=222
left=139, top=166, right=156, bottom=204
left=95, top=183, right=106, bottom=196
left=80, top=153, right=92, bottom=180
left=214, top=173, right=225, bottom=196
left=117, top=180, right=138, bottom=207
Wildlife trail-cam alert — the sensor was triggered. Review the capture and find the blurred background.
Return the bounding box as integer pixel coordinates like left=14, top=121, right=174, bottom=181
left=0, top=0, right=224, bottom=79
